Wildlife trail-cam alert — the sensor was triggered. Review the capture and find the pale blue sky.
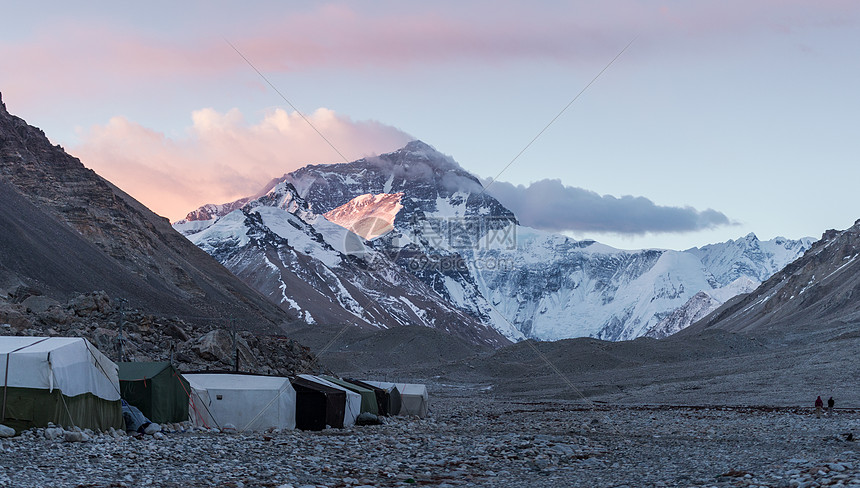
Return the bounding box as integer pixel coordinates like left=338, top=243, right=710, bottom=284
left=2, top=1, right=858, bottom=250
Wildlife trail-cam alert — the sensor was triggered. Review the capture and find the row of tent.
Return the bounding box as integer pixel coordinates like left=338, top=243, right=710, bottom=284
left=186, top=373, right=427, bottom=431
left=0, top=337, right=428, bottom=433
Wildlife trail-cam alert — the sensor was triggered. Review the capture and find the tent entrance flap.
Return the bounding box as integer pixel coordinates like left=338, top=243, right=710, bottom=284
left=119, top=362, right=190, bottom=424
left=293, top=384, right=327, bottom=431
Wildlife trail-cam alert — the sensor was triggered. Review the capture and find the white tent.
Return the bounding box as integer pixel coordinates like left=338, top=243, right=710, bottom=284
left=183, top=373, right=296, bottom=431
left=367, top=381, right=429, bottom=418
left=0, top=336, right=123, bottom=431
left=298, top=374, right=360, bottom=427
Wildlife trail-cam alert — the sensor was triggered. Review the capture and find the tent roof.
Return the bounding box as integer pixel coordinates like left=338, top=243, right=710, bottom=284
left=0, top=336, right=119, bottom=401
left=291, top=376, right=343, bottom=395
left=183, top=373, right=291, bottom=391
left=298, top=375, right=361, bottom=399
left=0, top=336, right=89, bottom=354
left=118, top=362, right=174, bottom=380
left=344, top=378, right=385, bottom=393
left=322, top=376, right=374, bottom=395
left=367, top=381, right=427, bottom=396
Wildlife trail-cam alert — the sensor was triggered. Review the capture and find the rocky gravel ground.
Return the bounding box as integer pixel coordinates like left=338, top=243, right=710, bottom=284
left=2, top=387, right=860, bottom=487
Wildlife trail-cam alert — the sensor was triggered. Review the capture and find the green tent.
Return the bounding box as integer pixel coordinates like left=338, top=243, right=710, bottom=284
left=321, top=375, right=379, bottom=415
left=1, top=337, right=123, bottom=433
left=119, top=362, right=190, bottom=424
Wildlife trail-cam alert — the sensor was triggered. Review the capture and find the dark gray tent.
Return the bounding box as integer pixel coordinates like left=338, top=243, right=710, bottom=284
left=366, top=381, right=427, bottom=418
left=321, top=375, right=378, bottom=415
left=345, top=378, right=401, bottom=416
left=291, top=376, right=346, bottom=430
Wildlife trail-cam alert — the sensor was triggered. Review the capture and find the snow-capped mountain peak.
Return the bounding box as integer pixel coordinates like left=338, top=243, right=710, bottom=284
left=686, top=233, right=816, bottom=286
left=252, top=181, right=313, bottom=217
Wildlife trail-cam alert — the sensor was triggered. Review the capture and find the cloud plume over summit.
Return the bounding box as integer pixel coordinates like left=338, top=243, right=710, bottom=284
left=485, top=178, right=732, bottom=235
left=72, top=107, right=412, bottom=222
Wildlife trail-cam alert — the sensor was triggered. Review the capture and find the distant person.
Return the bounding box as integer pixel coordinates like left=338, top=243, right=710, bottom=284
left=815, top=396, right=824, bottom=418
left=828, top=397, right=835, bottom=416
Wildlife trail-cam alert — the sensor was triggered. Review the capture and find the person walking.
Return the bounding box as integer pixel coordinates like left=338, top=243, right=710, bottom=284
left=828, top=397, right=835, bottom=416
left=815, top=396, right=824, bottom=418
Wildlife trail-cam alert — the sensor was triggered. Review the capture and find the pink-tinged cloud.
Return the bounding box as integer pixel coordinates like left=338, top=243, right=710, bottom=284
left=4, top=1, right=858, bottom=105
left=71, top=108, right=412, bottom=222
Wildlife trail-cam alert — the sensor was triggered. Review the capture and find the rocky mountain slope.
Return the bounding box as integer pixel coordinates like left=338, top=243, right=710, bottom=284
left=0, top=92, right=294, bottom=335
left=1, top=290, right=316, bottom=376
left=177, top=141, right=812, bottom=342
left=685, top=219, right=860, bottom=339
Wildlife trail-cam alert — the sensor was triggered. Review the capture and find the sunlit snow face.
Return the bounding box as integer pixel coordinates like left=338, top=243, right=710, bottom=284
left=324, top=193, right=404, bottom=241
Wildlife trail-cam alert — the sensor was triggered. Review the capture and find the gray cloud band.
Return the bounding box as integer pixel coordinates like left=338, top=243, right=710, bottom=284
left=484, top=178, right=733, bottom=235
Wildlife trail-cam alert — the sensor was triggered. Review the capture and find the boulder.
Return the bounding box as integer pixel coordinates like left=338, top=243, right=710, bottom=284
left=21, top=295, right=60, bottom=314
left=0, top=270, right=24, bottom=300
left=8, top=284, right=41, bottom=304
left=191, top=329, right=233, bottom=362
left=0, top=424, right=15, bottom=437
left=68, top=291, right=112, bottom=316
left=44, top=427, right=64, bottom=440
left=90, top=327, right=119, bottom=355
left=164, top=322, right=190, bottom=342
left=0, top=305, right=33, bottom=330
left=355, top=412, right=383, bottom=426
left=39, top=305, right=71, bottom=325
left=63, top=430, right=90, bottom=442
left=190, top=329, right=256, bottom=367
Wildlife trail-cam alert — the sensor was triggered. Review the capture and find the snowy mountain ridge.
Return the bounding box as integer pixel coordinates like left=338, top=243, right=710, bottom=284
left=176, top=140, right=812, bottom=343
left=685, top=233, right=815, bottom=286
left=644, top=276, right=761, bottom=339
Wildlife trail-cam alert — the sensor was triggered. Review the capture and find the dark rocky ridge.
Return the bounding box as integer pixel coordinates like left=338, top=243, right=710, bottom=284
left=0, top=290, right=316, bottom=376
left=0, top=92, right=297, bottom=334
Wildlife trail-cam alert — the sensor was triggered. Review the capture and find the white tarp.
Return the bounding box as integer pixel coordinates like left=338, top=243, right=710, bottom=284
left=298, top=374, right=360, bottom=427
left=183, top=373, right=296, bottom=431
left=0, top=336, right=119, bottom=400
left=367, top=381, right=429, bottom=418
